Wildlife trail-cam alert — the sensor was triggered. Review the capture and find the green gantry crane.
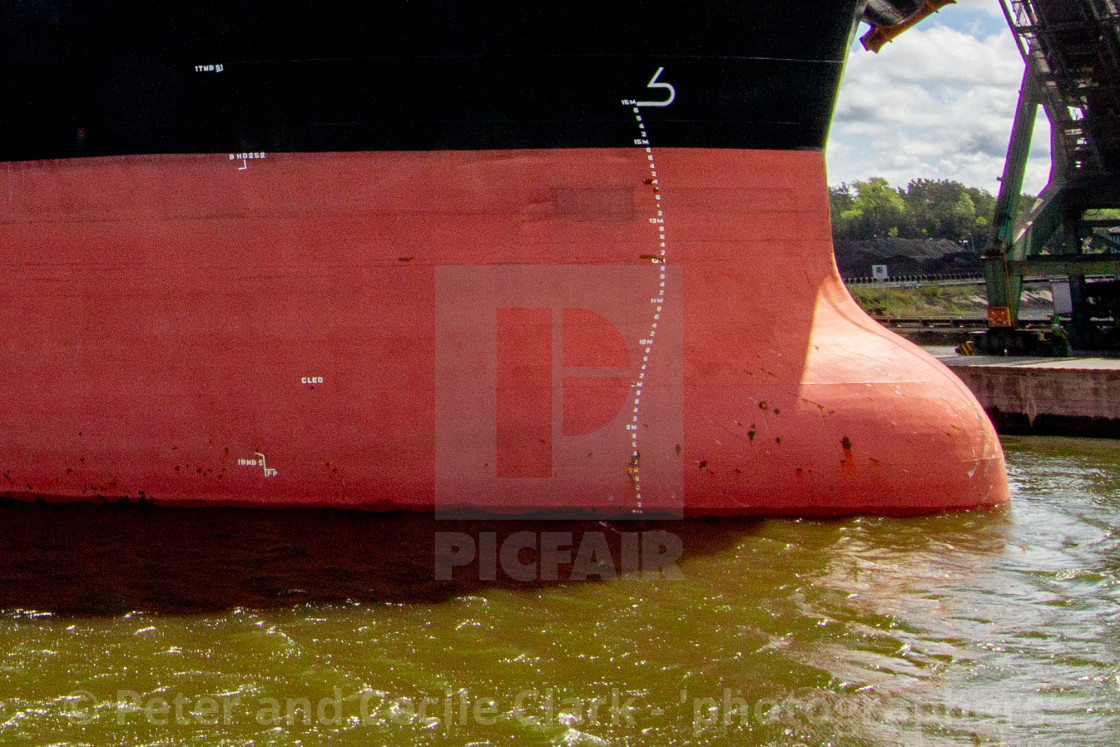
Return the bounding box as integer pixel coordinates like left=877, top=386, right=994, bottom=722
left=982, top=0, right=1120, bottom=353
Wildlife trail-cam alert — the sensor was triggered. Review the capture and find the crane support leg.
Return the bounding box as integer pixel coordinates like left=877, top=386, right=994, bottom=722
left=983, top=69, right=1038, bottom=334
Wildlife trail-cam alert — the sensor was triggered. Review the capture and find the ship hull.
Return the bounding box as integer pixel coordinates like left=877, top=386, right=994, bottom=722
left=0, top=0, right=1009, bottom=515
left=0, top=147, right=1007, bottom=515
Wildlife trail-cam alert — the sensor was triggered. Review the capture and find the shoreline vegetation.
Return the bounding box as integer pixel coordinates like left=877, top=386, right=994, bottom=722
left=832, top=177, right=1058, bottom=320
left=830, top=177, right=995, bottom=248
left=847, top=282, right=1055, bottom=319
left=829, top=178, right=998, bottom=283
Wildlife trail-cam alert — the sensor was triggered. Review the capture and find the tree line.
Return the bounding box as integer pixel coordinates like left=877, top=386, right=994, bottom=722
left=829, top=177, right=997, bottom=250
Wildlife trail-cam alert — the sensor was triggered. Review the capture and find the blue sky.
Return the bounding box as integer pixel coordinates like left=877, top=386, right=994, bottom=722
left=826, top=0, right=1052, bottom=194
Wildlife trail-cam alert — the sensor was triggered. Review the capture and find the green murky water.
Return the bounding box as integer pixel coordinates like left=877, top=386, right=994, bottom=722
left=1, top=436, right=1117, bottom=745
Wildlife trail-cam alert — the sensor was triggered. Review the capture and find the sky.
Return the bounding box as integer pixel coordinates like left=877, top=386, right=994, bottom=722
left=826, top=0, right=1052, bottom=195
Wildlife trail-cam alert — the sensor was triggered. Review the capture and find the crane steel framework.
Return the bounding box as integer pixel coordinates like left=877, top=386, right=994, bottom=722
left=983, top=0, right=1120, bottom=352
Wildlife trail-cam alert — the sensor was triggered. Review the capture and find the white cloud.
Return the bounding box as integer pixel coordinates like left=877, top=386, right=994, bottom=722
left=826, top=15, right=1052, bottom=196
left=953, top=0, right=1007, bottom=18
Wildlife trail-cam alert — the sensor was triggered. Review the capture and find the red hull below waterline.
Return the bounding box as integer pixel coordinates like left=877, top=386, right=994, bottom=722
left=0, top=148, right=1008, bottom=515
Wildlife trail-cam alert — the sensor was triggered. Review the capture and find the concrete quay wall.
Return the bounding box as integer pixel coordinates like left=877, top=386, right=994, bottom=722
left=942, top=355, right=1120, bottom=437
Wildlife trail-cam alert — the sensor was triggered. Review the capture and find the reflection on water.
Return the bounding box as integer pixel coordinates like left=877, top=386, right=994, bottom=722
left=0, top=436, right=1117, bottom=745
